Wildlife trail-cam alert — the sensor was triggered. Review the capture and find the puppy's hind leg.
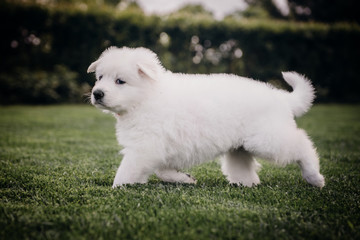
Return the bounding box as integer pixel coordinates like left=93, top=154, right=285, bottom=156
left=155, top=169, right=197, bottom=184
left=251, top=127, right=325, bottom=188
left=295, top=129, right=325, bottom=188
left=221, top=149, right=261, bottom=187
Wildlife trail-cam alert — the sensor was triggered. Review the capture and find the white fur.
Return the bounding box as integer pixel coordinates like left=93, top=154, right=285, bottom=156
left=88, top=46, right=325, bottom=188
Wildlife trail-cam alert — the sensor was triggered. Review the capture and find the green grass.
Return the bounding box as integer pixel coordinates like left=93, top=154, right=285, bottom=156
left=0, top=105, right=359, bottom=240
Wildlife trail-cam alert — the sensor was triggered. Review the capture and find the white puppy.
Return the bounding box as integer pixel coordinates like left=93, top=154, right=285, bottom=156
left=87, top=46, right=325, bottom=188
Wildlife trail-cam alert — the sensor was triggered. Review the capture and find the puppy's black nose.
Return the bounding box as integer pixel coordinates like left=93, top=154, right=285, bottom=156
left=93, top=89, right=104, bottom=101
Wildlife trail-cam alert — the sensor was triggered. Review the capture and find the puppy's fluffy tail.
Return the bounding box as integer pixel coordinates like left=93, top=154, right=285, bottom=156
left=282, top=72, right=315, bottom=117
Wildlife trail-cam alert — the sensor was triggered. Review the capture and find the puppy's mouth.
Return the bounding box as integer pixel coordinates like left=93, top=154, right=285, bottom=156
left=94, top=100, right=109, bottom=109
left=93, top=100, right=127, bottom=116
left=91, top=97, right=109, bottom=108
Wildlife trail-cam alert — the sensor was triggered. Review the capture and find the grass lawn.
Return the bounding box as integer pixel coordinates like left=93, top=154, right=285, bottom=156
left=0, top=105, right=359, bottom=239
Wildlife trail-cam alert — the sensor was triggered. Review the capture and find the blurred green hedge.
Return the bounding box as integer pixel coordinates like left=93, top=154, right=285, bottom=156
left=1, top=2, right=360, bottom=103
left=0, top=65, right=89, bottom=104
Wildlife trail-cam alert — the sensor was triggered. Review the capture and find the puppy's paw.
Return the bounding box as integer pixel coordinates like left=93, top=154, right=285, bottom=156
left=112, top=183, right=123, bottom=189
left=236, top=180, right=260, bottom=187
left=230, top=177, right=261, bottom=187
left=185, top=173, right=197, bottom=184
left=303, top=172, right=325, bottom=188
left=228, top=172, right=261, bottom=187
left=156, top=169, right=197, bottom=184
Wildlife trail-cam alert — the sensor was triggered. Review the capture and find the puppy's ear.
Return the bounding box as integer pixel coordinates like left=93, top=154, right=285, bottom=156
left=87, top=59, right=100, bottom=73
left=137, top=62, right=158, bottom=81
left=136, top=48, right=164, bottom=81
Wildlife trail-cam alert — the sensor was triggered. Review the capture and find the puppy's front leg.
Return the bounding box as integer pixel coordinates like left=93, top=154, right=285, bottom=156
left=112, top=154, right=153, bottom=188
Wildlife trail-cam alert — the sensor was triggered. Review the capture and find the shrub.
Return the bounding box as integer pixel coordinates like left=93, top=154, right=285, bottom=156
left=1, top=2, right=360, bottom=103
left=0, top=65, right=90, bottom=104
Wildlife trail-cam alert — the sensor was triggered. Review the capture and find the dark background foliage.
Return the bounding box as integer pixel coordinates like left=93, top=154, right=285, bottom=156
left=1, top=0, right=359, bottom=103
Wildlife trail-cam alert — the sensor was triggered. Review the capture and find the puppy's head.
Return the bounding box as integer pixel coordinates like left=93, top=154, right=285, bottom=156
left=87, top=46, right=164, bottom=114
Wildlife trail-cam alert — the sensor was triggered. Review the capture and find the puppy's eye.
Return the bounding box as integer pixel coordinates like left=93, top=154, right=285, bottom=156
left=98, top=75, right=103, bottom=81
left=115, top=79, right=126, bottom=85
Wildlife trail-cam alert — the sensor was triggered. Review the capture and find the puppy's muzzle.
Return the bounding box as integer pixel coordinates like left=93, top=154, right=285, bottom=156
left=93, top=89, right=105, bottom=101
